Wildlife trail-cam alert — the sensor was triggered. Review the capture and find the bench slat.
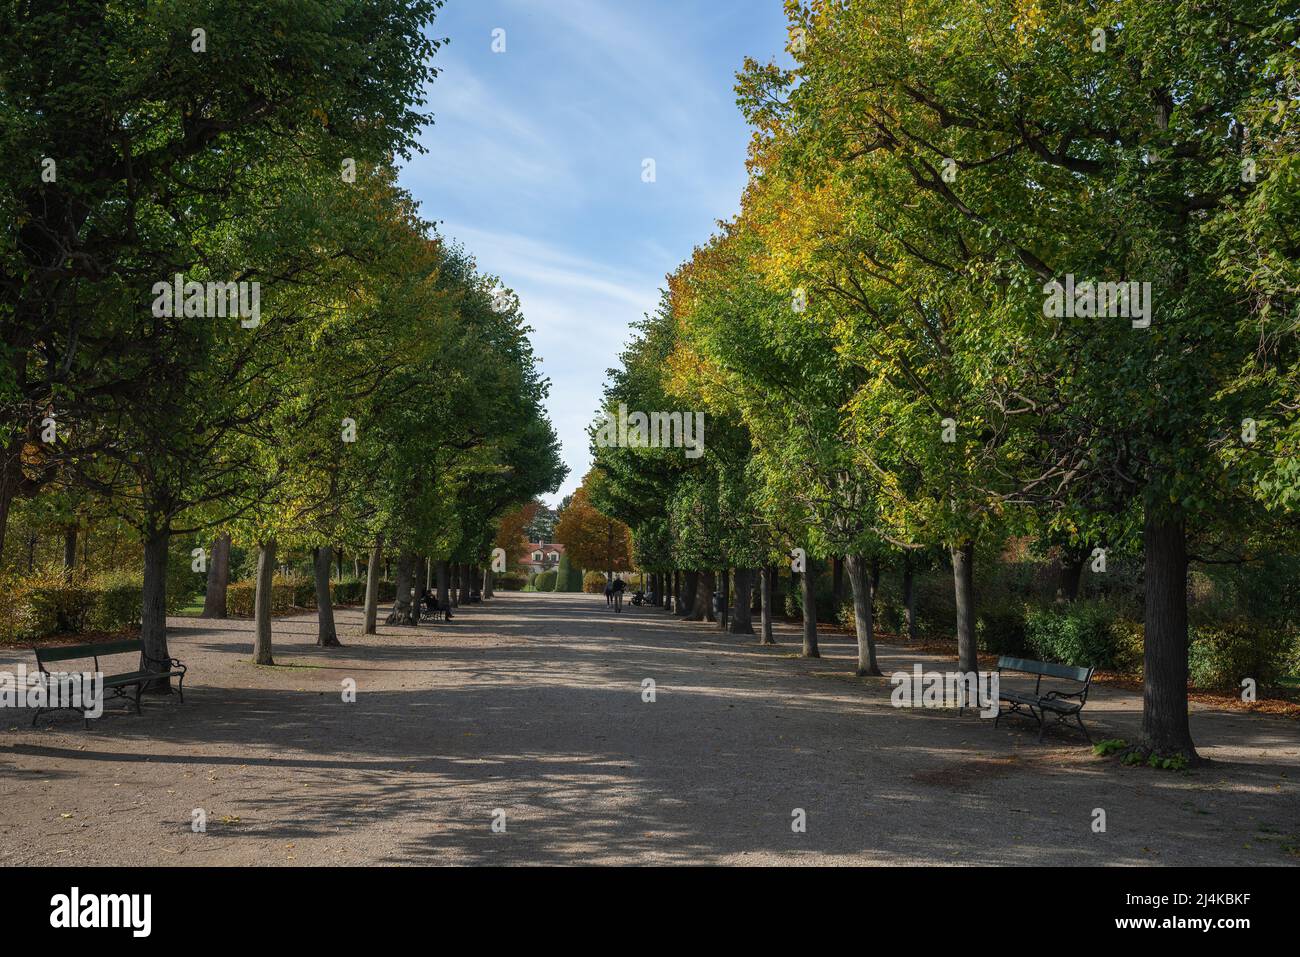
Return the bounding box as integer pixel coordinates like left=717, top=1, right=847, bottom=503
left=997, top=655, right=1091, bottom=683
left=35, top=639, right=142, bottom=663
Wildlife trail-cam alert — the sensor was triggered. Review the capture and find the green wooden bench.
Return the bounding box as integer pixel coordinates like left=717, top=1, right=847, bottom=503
left=32, top=639, right=187, bottom=727
left=993, top=655, right=1095, bottom=743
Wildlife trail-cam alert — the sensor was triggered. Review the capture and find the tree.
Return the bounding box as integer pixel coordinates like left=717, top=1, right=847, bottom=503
left=555, top=480, right=633, bottom=580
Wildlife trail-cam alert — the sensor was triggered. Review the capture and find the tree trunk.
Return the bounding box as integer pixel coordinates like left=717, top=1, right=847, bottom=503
left=1141, top=513, right=1199, bottom=761
left=437, top=560, right=450, bottom=609
left=951, top=541, right=977, bottom=674
left=141, top=524, right=173, bottom=692
left=801, top=562, right=820, bottom=658
left=62, top=524, right=78, bottom=577
left=252, top=539, right=276, bottom=666
left=717, top=568, right=730, bottom=630
left=386, top=551, right=416, bottom=625
left=832, top=556, right=844, bottom=607
left=902, top=554, right=916, bottom=640
left=1056, top=548, right=1086, bottom=603
left=759, top=565, right=775, bottom=644
left=458, top=563, right=471, bottom=604
left=729, top=568, right=755, bottom=634
left=870, top=556, right=880, bottom=612
left=483, top=565, right=495, bottom=599
left=363, top=534, right=383, bottom=635
left=689, top=570, right=716, bottom=622
left=0, top=440, right=23, bottom=564
left=845, top=554, right=881, bottom=676
left=314, top=546, right=341, bottom=647
left=679, top=571, right=698, bottom=617
left=200, top=532, right=231, bottom=619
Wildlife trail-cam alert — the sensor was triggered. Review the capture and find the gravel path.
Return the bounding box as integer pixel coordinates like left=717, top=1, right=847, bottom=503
left=2, top=591, right=1297, bottom=865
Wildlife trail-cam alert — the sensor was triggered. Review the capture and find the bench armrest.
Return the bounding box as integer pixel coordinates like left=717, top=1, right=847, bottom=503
left=142, top=652, right=187, bottom=675
left=1043, top=689, right=1084, bottom=702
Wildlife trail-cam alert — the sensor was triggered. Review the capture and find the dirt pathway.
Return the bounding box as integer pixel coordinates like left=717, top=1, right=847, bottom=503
left=2, top=592, right=1297, bottom=865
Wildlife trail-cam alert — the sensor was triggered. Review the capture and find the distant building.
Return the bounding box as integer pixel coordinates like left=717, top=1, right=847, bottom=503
left=520, top=541, right=565, bottom=576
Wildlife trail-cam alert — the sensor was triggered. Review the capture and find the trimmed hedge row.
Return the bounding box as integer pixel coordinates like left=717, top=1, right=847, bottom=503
left=0, top=565, right=197, bottom=644
left=224, top=577, right=395, bottom=617
left=973, top=599, right=1298, bottom=689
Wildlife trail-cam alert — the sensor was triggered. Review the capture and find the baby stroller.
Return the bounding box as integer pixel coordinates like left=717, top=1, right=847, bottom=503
left=631, top=590, right=646, bottom=606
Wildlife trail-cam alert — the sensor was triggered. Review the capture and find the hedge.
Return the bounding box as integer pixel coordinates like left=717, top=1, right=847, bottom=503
left=0, top=564, right=195, bottom=644
left=224, top=576, right=397, bottom=617
left=1189, top=622, right=1299, bottom=691
left=583, top=572, right=607, bottom=594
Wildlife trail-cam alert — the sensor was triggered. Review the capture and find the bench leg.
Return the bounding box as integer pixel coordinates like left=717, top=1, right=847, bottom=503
left=1075, top=713, right=1092, bottom=744
left=1034, top=707, right=1046, bottom=742
left=134, top=684, right=143, bottom=715
left=176, top=675, right=184, bottom=705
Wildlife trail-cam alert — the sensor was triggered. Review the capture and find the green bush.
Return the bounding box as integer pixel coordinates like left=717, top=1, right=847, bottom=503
left=89, top=572, right=146, bottom=631
left=534, top=569, right=558, bottom=592
left=875, top=592, right=904, bottom=635
left=1024, top=601, right=1119, bottom=668
left=977, top=603, right=1030, bottom=656
left=0, top=563, right=203, bottom=644
left=226, top=575, right=308, bottom=617
left=495, top=575, right=526, bottom=591
left=1107, top=618, right=1145, bottom=674
left=332, top=579, right=366, bottom=604
left=555, top=554, right=583, bottom=592
left=1189, top=622, right=1296, bottom=691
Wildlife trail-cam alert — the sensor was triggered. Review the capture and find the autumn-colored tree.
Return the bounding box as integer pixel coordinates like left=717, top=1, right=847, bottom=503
left=496, top=501, right=539, bottom=575
left=554, top=479, right=633, bottom=579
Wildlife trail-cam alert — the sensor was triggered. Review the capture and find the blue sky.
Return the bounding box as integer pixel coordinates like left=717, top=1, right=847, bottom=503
left=399, top=0, right=792, bottom=504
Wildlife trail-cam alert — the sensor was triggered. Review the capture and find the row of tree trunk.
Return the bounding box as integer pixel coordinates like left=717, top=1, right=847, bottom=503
left=187, top=534, right=493, bottom=672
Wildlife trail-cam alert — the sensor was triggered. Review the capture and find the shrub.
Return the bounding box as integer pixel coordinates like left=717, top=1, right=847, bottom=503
left=534, top=569, right=558, bottom=592
left=1024, top=601, right=1119, bottom=669
left=836, top=600, right=855, bottom=631
left=332, top=579, right=366, bottom=604
left=495, top=575, right=526, bottom=591
left=87, top=570, right=145, bottom=632
left=583, top=572, right=607, bottom=594
left=556, top=554, right=583, bottom=592
left=1189, top=622, right=1296, bottom=691
left=875, top=592, right=904, bottom=635
left=1107, top=618, right=1145, bottom=674
left=976, top=603, right=1030, bottom=656
left=225, top=575, right=307, bottom=617
left=0, top=564, right=202, bottom=644
left=0, top=571, right=61, bottom=642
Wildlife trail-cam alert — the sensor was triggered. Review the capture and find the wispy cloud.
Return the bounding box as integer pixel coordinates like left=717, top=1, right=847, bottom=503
left=401, top=0, right=791, bottom=501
